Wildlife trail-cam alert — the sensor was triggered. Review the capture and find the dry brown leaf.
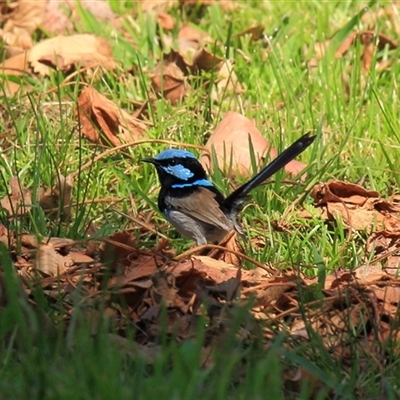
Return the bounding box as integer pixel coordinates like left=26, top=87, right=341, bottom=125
left=178, top=24, right=209, bottom=43
left=150, top=269, right=178, bottom=307
left=0, top=34, right=116, bottom=95
left=17, top=235, right=76, bottom=254
left=325, top=202, right=386, bottom=231
left=371, top=285, right=400, bottom=304
left=207, top=232, right=243, bottom=267
left=341, top=31, right=396, bottom=58
left=192, top=47, right=224, bottom=72
left=168, top=256, right=265, bottom=287
left=29, top=34, right=116, bottom=75
left=19, top=233, right=40, bottom=248
left=324, top=271, right=354, bottom=290
left=169, top=256, right=236, bottom=285
left=106, top=246, right=164, bottom=291
left=201, top=111, right=268, bottom=176
left=0, top=176, right=32, bottom=216
left=205, top=268, right=241, bottom=301
left=236, top=24, right=265, bottom=41
left=312, top=30, right=398, bottom=75
left=366, top=230, right=400, bottom=273
left=38, top=173, right=73, bottom=220
left=157, top=11, right=175, bottom=30
left=8, top=217, right=400, bottom=383
left=35, top=243, right=71, bottom=275
left=0, top=51, right=28, bottom=95
left=165, top=24, right=210, bottom=61
left=151, top=50, right=189, bottom=104
left=77, top=86, right=147, bottom=146
left=310, top=181, right=400, bottom=232
left=201, top=111, right=308, bottom=178
left=101, top=230, right=138, bottom=270
left=162, top=34, right=198, bottom=59
left=315, top=31, right=397, bottom=61
left=353, top=263, right=385, bottom=283
left=67, top=251, right=94, bottom=264
left=251, top=277, right=297, bottom=308
left=311, top=181, right=379, bottom=206
left=150, top=47, right=241, bottom=104
left=1, top=0, right=46, bottom=49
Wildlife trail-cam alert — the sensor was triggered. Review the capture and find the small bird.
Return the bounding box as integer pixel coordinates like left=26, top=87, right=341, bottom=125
left=142, top=133, right=316, bottom=245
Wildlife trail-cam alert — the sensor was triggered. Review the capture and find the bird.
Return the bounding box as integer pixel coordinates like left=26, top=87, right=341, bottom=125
left=142, top=132, right=316, bottom=245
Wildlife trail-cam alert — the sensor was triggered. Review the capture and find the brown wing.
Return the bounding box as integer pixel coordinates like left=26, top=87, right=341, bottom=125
left=167, top=187, right=233, bottom=231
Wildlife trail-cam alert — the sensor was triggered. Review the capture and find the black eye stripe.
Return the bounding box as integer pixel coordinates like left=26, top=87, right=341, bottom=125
left=158, top=157, right=192, bottom=167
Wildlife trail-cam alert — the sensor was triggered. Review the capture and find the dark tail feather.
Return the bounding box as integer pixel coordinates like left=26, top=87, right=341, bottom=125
left=222, top=132, right=316, bottom=209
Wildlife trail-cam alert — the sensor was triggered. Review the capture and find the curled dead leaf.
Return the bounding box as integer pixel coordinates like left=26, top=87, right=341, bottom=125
left=163, top=24, right=210, bottom=61
left=309, top=181, right=400, bottom=232
left=77, top=86, right=147, bottom=146
left=151, top=50, right=189, bottom=104
left=35, top=243, right=71, bottom=276
left=29, top=34, right=116, bottom=75
left=311, top=181, right=379, bottom=206
left=192, top=48, right=224, bottom=72
left=0, top=33, right=116, bottom=96
left=201, top=111, right=308, bottom=178
left=236, top=24, right=266, bottom=41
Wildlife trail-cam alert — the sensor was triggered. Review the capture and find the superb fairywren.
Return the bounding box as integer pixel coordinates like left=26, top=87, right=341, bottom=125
left=142, top=133, right=315, bottom=245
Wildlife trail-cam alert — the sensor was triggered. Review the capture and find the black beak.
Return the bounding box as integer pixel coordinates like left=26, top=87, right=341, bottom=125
left=141, top=157, right=157, bottom=165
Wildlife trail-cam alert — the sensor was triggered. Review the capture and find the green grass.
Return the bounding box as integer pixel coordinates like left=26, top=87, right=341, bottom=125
left=1, top=0, right=400, bottom=398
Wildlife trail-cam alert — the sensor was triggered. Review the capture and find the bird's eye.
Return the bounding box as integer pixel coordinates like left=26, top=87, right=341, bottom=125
left=169, top=159, right=177, bottom=166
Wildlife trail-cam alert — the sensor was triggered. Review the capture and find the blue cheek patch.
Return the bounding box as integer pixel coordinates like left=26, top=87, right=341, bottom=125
left=171, top=179, right=214, bottom=188
left=163, top=164, right=194, bottom=180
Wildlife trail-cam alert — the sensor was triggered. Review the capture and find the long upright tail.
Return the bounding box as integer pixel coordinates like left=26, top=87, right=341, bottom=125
left=222, top=132, right=316, bottom=210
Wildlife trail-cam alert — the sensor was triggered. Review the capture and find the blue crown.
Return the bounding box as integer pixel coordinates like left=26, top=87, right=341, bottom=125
left=155, top=149, right=196, bottom=161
